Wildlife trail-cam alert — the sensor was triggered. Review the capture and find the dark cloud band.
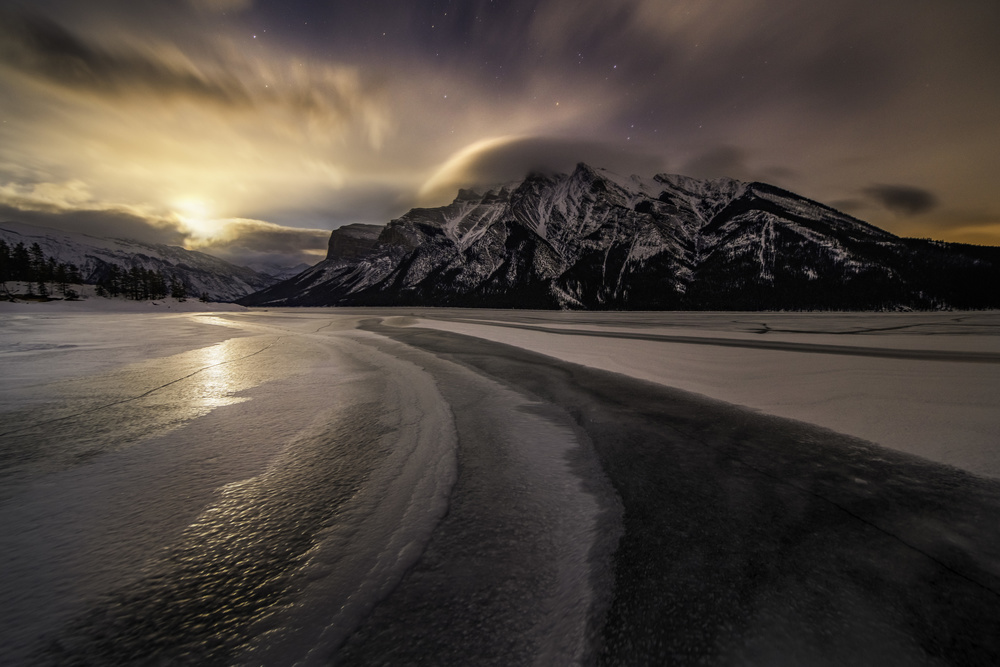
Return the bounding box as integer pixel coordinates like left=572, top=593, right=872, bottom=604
left=864, top=184, right=939, bottom=217
left=0, top=14, right=250, bottom=106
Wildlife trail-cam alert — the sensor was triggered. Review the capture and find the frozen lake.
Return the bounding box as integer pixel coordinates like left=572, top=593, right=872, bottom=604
left=1, top=308, right=999, bottom=665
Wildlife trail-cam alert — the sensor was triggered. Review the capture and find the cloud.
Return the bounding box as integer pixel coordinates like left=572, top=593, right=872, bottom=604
left=681, top=146, right=751, bottom=181
left=249, top=182, right=412, bottom=231
left=945, top=223, right=1000, bottom=247
left=0, top=179, right=167, bottom=232
left=419, top=135, right=666, bottom=204
left=864, top=184, right=939, bottom=217
left=0, top=179, right=96, bottom=211
left=827, top=199, right=868, bottom=216
left=0, top=202, right=185, bottom=246
left=875, top=208, right=1000, bottom=246
left=0, top=11, right=396, bottom=264
left=0, top=14, right=390, bottom=146
left=188, top=0, right=253, bottom=14
left=680, top=146, right=797, bottom=185
left=178, top=216, right=325, bottom=249
left=0, top=177, right=330, bottom=266
left=0, top=198, right=329, bottom=267
left=0, top=14, right=250, bottom=106
left=186, top=218, right=330, bottom=267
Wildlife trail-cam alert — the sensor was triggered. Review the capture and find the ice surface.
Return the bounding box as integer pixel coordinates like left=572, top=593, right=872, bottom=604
left=0, top=307, right=616, bottom=664
left=408, top=310, right=1000, bottom=479
left=2, top=306, right=999, bottom=664
left=0, top=310, right=454, bottom=662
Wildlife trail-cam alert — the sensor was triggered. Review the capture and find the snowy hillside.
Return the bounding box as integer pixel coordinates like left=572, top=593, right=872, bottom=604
left=241, top=164, right=1000, bottom=310
left=0, top=222, right=278, bottom=302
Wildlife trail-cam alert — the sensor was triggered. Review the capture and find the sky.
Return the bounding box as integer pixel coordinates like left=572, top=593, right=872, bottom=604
left=0, top=0, right=998, bottom=269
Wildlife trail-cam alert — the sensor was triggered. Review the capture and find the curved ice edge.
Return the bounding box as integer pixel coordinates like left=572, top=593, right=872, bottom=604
left=357, top=320, right=623, bottom=666
left=504, top=403, right=622, bottom=667
left=244, top=334, right=459, bottom=666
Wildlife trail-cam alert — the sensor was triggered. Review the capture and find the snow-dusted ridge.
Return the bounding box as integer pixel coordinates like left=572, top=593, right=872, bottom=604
left=0, top=222, right=278, bottom=302
left=241, top=164, right=1000, bottom=310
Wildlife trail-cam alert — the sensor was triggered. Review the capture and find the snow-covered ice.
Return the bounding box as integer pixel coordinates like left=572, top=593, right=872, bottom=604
left=408, top=310, right=1000, bottom=479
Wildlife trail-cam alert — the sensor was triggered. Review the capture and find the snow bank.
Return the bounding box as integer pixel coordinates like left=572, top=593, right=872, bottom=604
left=1, top=284, right=247, bottom=313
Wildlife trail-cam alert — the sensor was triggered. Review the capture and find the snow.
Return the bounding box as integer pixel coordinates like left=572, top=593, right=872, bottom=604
left=405, top=310, right=1000, bottom=479
left=0, top=284, right=249, bottom=314
left=437, top=199, right=505, bottom=250
left=598, top=170, right=661, bottom=201
left=274, top=164, right=965, bottom=310
left=0, top=222, right=273, bottom=301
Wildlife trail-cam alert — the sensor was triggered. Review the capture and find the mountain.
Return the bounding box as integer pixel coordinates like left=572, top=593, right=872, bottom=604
left=244, top=261, right=314, bottom=281
left=240, top=164, right=1000, bottom=310
left=0, top=222, right=278, bottom=302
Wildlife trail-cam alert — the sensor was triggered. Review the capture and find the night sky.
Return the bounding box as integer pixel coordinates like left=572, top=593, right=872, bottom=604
left=1, top=0, right=998, bottom=268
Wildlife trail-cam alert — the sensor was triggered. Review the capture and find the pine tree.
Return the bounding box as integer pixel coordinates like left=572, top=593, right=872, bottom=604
left=55, top=263, right=69, bottom=296
left=170, top=275, right=187, bottom=300
left=11, top=242, right=30, bottom=281
left=97, top=262, right=124, bottom=297
left=29, top=243, right=45, bottom=279
left=126, top=265, right=142, bottom=299
left=0, top=240, right=10, bottom=288
left=107, top=264, right=121, bottom=297
left=153, top=271, right=168, bottom=299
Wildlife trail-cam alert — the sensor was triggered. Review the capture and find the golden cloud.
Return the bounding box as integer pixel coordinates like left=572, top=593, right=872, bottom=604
left=0, top=14, right=397, bottom=251
left=417, top=136, right=524, bottom=204
left=417, top=135, right=666, bottom=206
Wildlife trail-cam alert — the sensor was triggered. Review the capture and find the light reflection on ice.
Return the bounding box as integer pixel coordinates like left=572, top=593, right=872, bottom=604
left=191, top=315, right=252, bottom=331
left=183, top=340, right=253, bottom=411
left=0, top=332, right=285, bottom=495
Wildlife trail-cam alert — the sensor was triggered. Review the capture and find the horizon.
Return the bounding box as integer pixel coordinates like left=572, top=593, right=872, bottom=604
left=6, top=159, right=1000, bottom=277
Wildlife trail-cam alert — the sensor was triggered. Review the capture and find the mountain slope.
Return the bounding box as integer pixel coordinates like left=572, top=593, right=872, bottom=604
left=241, top=164, right=1000, bottom=310
left=0, top=222, right=278, bottom=302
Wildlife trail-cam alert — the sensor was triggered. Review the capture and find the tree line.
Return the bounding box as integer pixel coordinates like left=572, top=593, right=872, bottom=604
left=0, top=239, right=83, bottom=299
left=0, top=239, right=199, bottom=301
left=94, top=263, right=190, bottom=301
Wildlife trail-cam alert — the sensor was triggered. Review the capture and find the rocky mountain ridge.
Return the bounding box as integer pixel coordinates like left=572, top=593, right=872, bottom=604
left=241, top=164, right=1000, bottom=310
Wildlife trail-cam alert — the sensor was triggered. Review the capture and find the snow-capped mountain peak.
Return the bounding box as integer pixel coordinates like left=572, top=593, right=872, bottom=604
left=241, top=164, right=1000, bottom=310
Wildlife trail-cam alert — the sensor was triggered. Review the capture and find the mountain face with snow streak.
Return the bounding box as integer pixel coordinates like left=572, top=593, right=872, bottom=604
left=241, top=164, right=1000, bottom=310
left=0, top=222, right=279, bottom=302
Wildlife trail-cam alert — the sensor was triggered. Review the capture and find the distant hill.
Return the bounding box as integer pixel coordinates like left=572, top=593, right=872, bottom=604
left=240, top=164, right=1000, bottom=310
left=0, top=222, right=278, bottom=302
